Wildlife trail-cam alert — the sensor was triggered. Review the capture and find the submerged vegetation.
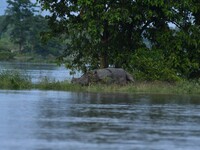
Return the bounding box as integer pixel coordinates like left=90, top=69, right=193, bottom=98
left=0, top=71, right=199, bottom=95
left=0, top=70, right=31, bottom=89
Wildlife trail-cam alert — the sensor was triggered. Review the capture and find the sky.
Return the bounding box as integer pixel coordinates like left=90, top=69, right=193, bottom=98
left=0, top=0, right=7, bottom=15
left=0, top=0, right=38, bottom=15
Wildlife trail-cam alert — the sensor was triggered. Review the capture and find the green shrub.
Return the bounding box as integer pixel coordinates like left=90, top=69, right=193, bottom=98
left=0, top=51, right=15, bottom=60
left=130, top=48, right=181, bottom=82
left=0, top=70, right=31, bottom=89
left=32, top=76, right=82, bottom=91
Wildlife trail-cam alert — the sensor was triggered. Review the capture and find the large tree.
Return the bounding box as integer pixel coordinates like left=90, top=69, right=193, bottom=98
left=0, top=0, right=63, bottom=58
left=37, top=0, right=147, bottom=71
left=4, top=0, right=37, bottom=52
left=38, top=0, right=199, bottom=79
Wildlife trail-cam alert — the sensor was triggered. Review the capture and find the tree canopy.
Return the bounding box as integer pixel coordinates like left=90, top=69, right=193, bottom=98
left=0, top=0, right=64, bottom=60
left=38, top=0, right=200, bottom=80
left=5, top=0, right=37, bottom=51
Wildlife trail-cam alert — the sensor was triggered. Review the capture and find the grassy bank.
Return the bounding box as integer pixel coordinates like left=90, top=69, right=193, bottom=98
left=86, top=81, right=200, bottom=95
left=0, top=70, right=199, bottom=95
left=0, top=70, right=32, bottom=89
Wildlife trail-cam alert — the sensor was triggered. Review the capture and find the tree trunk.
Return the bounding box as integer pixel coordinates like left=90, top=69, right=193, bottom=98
left=100, top=51, right=108, bottom=69
left=100, top=20, right=109, bottom=68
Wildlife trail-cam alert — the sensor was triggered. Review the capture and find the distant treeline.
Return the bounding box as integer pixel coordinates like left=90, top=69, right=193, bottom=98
left=0, top=0, right=65, bottom=62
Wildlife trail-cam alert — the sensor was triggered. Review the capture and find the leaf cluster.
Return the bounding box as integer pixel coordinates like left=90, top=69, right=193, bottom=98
left=38, top=0, right=200, bottom=80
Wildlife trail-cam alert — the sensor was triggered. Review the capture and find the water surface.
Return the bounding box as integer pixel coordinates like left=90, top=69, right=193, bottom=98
left=0, top=90, right=200, bottom=150
left=0, top=61, right=80, bottom=82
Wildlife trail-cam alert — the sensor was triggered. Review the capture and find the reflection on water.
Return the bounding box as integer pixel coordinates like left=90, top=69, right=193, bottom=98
left=0, top=90, right=200, bottom=150
left=0, top=61, right=81, bottom=82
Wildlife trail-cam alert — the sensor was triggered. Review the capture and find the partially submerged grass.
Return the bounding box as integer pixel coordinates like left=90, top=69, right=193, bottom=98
left=85, top=80, right=200, bottom=95
left=34, top=79, right=200, bottom=95
left=0, top=70, right=199, bottom=95
left=0, top=70, right=32, bottom=89
left=34, top=77, right=84, bottom=91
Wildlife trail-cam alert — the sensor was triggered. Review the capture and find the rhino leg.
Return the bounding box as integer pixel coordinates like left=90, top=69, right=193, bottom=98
left=126, top=72, right=134, bottom=82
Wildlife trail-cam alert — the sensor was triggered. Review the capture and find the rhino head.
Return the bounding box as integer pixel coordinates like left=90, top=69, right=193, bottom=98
left=71, top=74, right=89, bottom=86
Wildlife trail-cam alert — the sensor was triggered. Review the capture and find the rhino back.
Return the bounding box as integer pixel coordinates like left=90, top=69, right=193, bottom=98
left=95, top=69, right=112, bottom=80
left=106, top=68, right=127, bottom=84
left=106, top=68, right=126, bottom=78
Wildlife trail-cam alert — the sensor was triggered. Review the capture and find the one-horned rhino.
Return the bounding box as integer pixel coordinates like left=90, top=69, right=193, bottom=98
left=71, top=68, right=134, bottom=85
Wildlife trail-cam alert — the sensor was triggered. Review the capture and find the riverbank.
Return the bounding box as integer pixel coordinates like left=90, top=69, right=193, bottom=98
left=0, top=70, right=199, bottom=94
left=36, top=80, right=200, bottom=95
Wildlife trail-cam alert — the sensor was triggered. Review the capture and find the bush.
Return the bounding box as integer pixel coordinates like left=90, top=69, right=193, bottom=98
left=130, top=48, right=181, bottom=82
left=0, top=70, right=31, bottom=89
left=0, top=51, right=15, bottom=60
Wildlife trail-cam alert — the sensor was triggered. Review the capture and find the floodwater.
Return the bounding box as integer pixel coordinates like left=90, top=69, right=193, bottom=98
left=0, top=61, right=81, bottom=82
left=0, top=62, right=200, bottom=149
left=0, top=90, right=200, bottom=150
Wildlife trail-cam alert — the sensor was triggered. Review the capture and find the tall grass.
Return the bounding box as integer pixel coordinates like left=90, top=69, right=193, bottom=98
left=85, top=81, right=200, bottom=95
left=34, top=77, right=84, bottom=91
left=35, top=80, right=200, bottom=95
left=0, top=70, right=32, bottom=89
left=0, top=70, right=199, bottom=95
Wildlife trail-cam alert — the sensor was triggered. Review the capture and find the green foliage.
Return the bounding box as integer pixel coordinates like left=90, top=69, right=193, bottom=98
left=37, top=0, right=200, bottom=81
left=175, top=79, right=200, bottom=94
left=0, top=52, right=15, bottom=60
left=131, top=48, right=181, bottom=81
left=0, top=70, right=31, bottom=89
left=34, top=77, right=84, bottom=91
left=0, top=27, right=16, bottom=52
left=5, top=0, right=37, bottom=51
left=0, top=0, right=64, bottom=61
left=0, top=37, right=15, bottom=60
left=24, top=15, right=64, bottom=57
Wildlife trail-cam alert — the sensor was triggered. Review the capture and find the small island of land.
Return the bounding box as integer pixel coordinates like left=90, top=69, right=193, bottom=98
left=0, top=70, right=199, bottom=95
